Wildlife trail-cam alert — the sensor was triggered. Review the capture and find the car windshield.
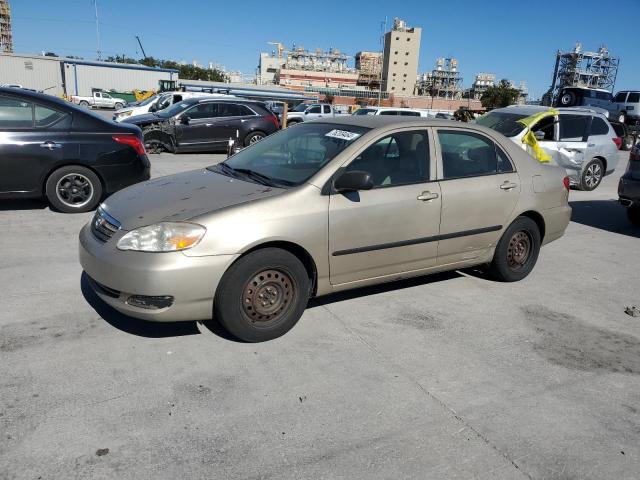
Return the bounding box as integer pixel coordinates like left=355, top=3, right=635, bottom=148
left=475, top=112, right=527, bottom=137
left=209, top=123, right=370, bottom=187
left=157, top=101, right=192, bottom=117
left=292, top=103, right=310, bottom=112
left=138, top=95, right=159, bottom=107
left=353, top=108, right=377, bottom=115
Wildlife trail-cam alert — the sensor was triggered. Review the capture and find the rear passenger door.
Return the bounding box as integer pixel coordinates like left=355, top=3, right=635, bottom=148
left=555, top=114, right=590, bottom=172
left=216, top=103, right=257, bottom=144
left=435, top=128, right=520, bottom=265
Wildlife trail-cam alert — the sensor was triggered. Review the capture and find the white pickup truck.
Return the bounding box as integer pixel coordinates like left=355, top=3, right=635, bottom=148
left=285, top=103, right=348, bottom=125
left=69, top=91, right=127, bottom=110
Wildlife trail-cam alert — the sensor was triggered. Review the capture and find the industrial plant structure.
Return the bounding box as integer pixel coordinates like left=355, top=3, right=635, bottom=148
left=0, top=0, right=12, bottom=53
left=355, top=51, right=382, bottom=89
left=467, top=73, right=496, bottom=100
left=381, top=18, right=421, bottom=94
left=418, top=58, right=463, bottom=99
left=545, top=43, right=619, bottom=104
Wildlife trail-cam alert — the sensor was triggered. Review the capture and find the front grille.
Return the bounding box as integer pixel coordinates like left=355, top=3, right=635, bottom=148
left=87, top=276, right=121, bottom=298
left=91, top=207, right=121, bottom=242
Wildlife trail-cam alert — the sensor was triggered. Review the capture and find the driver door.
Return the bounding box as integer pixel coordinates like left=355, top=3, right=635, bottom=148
left=174, top=103, right=220, bottom=150
left=328, top=129, right=441, bottom=285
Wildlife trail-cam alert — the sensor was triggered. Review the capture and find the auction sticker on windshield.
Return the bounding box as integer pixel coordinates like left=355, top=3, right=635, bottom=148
left=325, top=129, right=361, bottom=141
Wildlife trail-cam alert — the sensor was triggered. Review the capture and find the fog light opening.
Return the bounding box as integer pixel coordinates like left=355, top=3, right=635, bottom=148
left=126, top=295, right=174, bottom=310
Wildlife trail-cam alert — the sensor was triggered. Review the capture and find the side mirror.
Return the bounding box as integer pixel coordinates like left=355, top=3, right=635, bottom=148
left=534, top=130, right=546, bottom=141
left=304, top=110, right=310, bottom=115
left=334, top=170, right=374, bottom=192
left=180, top=115, right=190, bottom=125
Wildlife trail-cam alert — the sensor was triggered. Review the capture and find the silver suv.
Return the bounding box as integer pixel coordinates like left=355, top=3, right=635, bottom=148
left=477, top=106, right=620, bottom=190
left=612, top=91, right=640, bottom=124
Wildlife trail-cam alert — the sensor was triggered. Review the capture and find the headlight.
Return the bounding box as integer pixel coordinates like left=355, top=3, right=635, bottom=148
left=117, top=222, right=206, bottom=252
left=116, top=111, right=132, bottom=118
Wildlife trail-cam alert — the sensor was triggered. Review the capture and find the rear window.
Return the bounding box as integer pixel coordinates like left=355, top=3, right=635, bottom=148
left=628, top=92, right=640, bottom=103
left=475, top=111, right=527, bottom=137
left=589, top=117, right=610, bottom=136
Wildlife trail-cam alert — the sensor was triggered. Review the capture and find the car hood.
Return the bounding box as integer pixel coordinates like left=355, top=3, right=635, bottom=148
left=123, top=112, right=168, bottom=125
left=100, top=168, right=285, bottom=230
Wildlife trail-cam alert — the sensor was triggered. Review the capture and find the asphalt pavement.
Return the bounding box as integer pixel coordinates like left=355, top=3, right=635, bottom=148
left=1, top=125, right=639, bottom=479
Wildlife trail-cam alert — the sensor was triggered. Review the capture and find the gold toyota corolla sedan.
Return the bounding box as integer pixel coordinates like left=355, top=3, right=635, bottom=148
left=79, top=116, right=571, bottom=342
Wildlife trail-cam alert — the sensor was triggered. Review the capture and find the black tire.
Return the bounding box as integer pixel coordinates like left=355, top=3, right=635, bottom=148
left=214, top=248, right=310, bottom=342
left=286, top=120, right=301, bottom=127
left=559, top=91, right=576, bottom=107
left=114, top=102, right=124, bottom=110
left=628, top=205, right=640, bottom=227
left=579, top=158, right=604, bottom=191
left=488, top=217, right=541, bottom=282
left=79, top=100, right=89, bottom=107
left=244, top=131, right=266, bottom=147
left=45, top=165, right=102, bottom=213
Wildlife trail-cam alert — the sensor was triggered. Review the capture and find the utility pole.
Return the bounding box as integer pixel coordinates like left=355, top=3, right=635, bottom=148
left=94, top=0, right=101, bottom=60
left=136, top=36, right=147, bottom=59
left=377, top=17, right=387, bottom=106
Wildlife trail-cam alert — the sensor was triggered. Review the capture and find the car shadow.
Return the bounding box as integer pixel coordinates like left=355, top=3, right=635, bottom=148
left=0, top=199, right=48, bottom=211
left=570, top=200, right=640, bottom=239
left=307, top=271, right=462, bottom=308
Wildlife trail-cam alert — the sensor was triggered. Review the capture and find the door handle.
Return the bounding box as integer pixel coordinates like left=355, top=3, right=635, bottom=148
left=500, top=181, right=517, bottom=190
left=205, top=123, right=213, bottom=127
left=40, top=141, right=62, bottom=150
left=417, top=191, right=439, bottom=201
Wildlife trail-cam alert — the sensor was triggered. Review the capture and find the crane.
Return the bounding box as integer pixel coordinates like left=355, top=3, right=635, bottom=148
left=136, top=35, right=147, bottom=59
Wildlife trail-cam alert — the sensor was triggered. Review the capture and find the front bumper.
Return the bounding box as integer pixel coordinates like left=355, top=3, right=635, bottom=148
left=79, top=223, right=238, bottom=322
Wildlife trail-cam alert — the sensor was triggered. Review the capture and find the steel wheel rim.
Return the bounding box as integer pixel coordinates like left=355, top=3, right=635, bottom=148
left=561, top=94, right=571, bottom=105
left=585, top=163, right=602, bottom=188
left=55, top=173, right=93, bottom=208
left=242, top=269, right=295, bottom=325
left=249, top=134, right=264, bottom=144
left=507, top=231, right=531, bottom=270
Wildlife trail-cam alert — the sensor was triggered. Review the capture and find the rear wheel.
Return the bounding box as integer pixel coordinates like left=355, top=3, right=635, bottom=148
left=114, top=102, right=124, bottom=110
left=580, top=158, right=604, bottom=191
left=488, top=217, right=541, bottom=282
left=45, top=165, right=102, bottom=213
left=79, top=100, right=89, bottom=107
left=559, top=91, right=576, bottom=107
left=244, top=131, right=266, bottom=147
left=628, top=205, right=640, bottom=226
left=213, top=248, right=310, bottom=342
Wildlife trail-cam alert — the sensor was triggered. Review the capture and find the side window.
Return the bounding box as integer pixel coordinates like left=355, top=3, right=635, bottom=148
left=186, top=103, right=217, bottom=120
left=614, top=92, right=627, bottom=103
left=34, top=105, right=68, bottom=128
left=0, top=96, right=34, bottom=128
left=532, top=115, right=556, bottom=141
left=399, top=110, right=420, bottom=116
left=628, top=92, right=640, bottom=103
left=345, top=130, right=429, bottom=187
left=559, top=115, right=589, bottom=141
left=596, top=91, right=612, bottom=101
left=589, top=117, right=610, bottom=136
left=438, top=130, right=498, bottom=179
left=237, top=105, right=256, bottom=116
left=217, top=103, right=243, bottom=117
left=103, top=93, right=112, bottom=99
left=379, top=110, right=398, bottom=116
left=323, top=105, right=331, bottom=114
left=497, top=147, right=514, bottom=173
left=307, top=105, right=321, bottom=114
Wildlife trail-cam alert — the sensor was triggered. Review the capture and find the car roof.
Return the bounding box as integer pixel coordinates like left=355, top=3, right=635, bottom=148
left=312, top=115, right=470, bottom=131
left=493, top=105, right=602, bottom=117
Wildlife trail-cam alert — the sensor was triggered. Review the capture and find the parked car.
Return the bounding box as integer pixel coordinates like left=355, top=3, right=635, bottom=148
left=0, top=87, right=149, bottom=213
left=79, top=116, right=570, bottom=342
left=353, top=106, right=431, bottom=117
left=476, top=105, right=620, bottom=190
left=555, top=87, right=640, bottom=124
left=69, top=91, right=127, bottom=110
left=285, top=103, right=348, bottom=125
left=612, top=91, right=640, bottom=124
left=113, top=91, right=235, bottom=123
left=618, top=142, right=640, bottom=226
left=122, top=98, right=279, bottom=152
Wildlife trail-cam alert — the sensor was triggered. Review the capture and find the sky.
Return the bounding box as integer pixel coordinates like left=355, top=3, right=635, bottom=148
left=9, top=0, right=640, bottom=99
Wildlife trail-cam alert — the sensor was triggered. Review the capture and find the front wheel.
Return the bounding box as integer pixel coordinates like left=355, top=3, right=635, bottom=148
left=213, top=248, right=310, bottom=342
left=45, top=165, right=102, bottom=213
left=488, top=217, right=541, bottom=282
left=79, top=100, right=89, bottom=107
left=627, top=205, right=640, bottom=227
left=560, top=91, right=576, bottom=106
left=580, top=158, right=604, bottom=191
left=244, top=131, right=266, bottom=147
left=114, top=102, right=124, bottom=110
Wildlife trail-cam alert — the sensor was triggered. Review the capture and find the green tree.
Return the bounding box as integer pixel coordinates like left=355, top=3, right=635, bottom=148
left=480, top=79, right=520, bottom=110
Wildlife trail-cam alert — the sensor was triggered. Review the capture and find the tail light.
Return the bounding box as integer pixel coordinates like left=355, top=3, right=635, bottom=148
left=613, top=137, right=622, bottom=150
left=563, top=176, right=570, bottom=190
left=113, top=135, right=146, bottom=156
left=264, top=114, right=279, bottom=130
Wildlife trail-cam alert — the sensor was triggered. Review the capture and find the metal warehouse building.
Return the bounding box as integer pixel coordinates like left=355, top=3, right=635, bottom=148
left=0, top=53, right=177, bottom=97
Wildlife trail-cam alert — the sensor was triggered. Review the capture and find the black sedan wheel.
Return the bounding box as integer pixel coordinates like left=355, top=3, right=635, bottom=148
left=45, top=165, right=102, bottom=213
left=244, top=131, right=266, bottom=147
left=214, top=248, right=310, bottom=342
left=488, top=217, right=541, bottom=282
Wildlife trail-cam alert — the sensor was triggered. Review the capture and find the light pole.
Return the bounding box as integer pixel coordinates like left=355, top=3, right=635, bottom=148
left=377, top=17, right=387, bottom=107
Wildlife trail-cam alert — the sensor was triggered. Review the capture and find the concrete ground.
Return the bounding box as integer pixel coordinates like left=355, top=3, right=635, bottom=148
left=1, top=137, right=639, bottom=479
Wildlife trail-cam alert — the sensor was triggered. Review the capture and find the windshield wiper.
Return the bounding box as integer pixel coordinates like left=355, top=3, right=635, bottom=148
left=232, top=168, right=278, bottom=186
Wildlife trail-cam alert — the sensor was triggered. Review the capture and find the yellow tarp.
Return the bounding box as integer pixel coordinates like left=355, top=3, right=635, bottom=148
left=517, top=109, right=559, bottom=163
